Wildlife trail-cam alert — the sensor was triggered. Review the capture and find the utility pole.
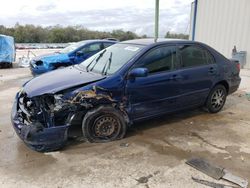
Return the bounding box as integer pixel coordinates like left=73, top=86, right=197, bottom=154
left=155, top=0, right=159, bottom=42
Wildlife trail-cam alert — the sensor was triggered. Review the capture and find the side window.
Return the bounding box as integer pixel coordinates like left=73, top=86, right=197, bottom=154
left=179, top=45, right=211, bottom=67
left=103, top=42, right=113, bottom=48
left=135, top=46, right=178, bottom=74
left=82, top=43, right=102, bottom=54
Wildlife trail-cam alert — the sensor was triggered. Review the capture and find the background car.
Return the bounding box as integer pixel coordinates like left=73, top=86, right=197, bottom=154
left=0, top=34, right=15, bottom=68
left=30, top=39, right=116, bottom=75
left=11, top=39, right=241, bottom=151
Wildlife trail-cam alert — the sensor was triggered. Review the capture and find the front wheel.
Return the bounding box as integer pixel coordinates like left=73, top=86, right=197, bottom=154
left=82, top=106, right=127, bottom=142
left=205, top=84, right=227, bottom=113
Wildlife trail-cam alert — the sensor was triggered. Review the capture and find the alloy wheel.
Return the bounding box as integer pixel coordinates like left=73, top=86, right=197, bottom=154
left=211, top=89, right=225, bottom=110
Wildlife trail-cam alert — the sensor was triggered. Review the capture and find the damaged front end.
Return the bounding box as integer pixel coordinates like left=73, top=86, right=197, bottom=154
left=11, top=90, right=75, bottom=152
left=11, top=84, right=127, bottom=152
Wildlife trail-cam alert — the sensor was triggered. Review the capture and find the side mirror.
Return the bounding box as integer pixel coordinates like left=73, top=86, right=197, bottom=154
left=128, top=68, right=148, bottom=78
left=76, top=51, right=84, bottom=56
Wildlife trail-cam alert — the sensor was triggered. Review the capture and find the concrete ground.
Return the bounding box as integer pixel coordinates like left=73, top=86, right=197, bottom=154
left=0, top=59, right=250, bottom=187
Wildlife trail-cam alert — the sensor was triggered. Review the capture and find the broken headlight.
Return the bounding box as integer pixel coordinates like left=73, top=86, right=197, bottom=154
left=53, top=94, right=64, bottom=111
left=35, top=60, right=43, bottom=66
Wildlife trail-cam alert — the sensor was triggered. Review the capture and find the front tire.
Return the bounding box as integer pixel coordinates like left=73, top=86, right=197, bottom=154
left=57, top=66, right=66, bottom=69
left=8, top=63, right=13, bottom=68
left=82, top=106, right=127, bottom=142
left=206, top=84, right=227, bottom=113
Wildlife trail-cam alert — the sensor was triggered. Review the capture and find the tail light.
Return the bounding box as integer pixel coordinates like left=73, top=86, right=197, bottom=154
left=231, top=59, right=241, bottom=73
left=236, top=62, right=241, bottom=72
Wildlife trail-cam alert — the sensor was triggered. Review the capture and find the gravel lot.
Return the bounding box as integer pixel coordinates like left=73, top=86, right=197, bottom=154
left=0, top=51, right=250, bottom=188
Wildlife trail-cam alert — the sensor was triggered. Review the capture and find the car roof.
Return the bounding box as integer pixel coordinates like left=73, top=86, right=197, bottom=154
left=79, top=39, right=117, bottom=44
left=121, top=38, right=191, bottom=46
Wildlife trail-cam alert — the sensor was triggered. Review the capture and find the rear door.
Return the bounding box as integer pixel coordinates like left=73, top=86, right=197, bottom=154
left=126, top=45, right=183, bottom=120
left=177, top=44, right=218, bottom=107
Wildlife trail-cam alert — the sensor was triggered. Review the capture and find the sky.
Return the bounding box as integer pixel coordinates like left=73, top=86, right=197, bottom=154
left=0, top=0, right=193, bottom=37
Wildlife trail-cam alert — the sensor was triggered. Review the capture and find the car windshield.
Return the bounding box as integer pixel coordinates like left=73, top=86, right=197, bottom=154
left=60, top=41, right=86, bottom=53
left=79, top=43, right=144, bottom=75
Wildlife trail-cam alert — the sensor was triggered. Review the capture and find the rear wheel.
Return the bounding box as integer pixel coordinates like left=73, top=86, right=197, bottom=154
left=82, top=106, right=127, bottom=142
left=205, top=84, right=227, bottom=113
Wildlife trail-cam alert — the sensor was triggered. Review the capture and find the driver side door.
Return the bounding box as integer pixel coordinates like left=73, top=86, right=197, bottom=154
left=126, top=45, right=183, bottom=120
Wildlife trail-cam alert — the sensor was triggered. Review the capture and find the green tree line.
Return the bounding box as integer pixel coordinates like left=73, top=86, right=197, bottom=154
left=165, top=31, right=189, bottom=39
left=0, top=23, right=139, bottom=43
left=0, top=23, right=189, bottom=43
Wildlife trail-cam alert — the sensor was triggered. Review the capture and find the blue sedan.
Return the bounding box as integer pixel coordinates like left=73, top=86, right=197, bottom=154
left=12, top=39, right=241, bottom=151
left=30, top=39, right=116, bottom=75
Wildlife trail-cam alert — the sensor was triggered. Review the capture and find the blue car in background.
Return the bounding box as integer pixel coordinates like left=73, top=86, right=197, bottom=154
left=30, top=39, right=116, bottom=75
left=0, top=34, right=15, bottom=68
left=11, top=39, right=241, bottom=151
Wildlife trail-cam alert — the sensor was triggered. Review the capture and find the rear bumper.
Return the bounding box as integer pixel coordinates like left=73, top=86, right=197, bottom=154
left=11, top=94, right=69, bottom=152
left=228, top=77, right=241, bottom=94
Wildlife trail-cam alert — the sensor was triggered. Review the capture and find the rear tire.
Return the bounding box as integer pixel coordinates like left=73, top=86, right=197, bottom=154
left=82, top=106, right=127, bottom=143
left=205, top=84, right=227, bottom=113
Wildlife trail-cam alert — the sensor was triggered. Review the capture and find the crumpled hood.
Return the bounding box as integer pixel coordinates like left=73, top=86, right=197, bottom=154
left=33, top=52, right=69, bottom=64
left=24, top=66, right=105, bottom=97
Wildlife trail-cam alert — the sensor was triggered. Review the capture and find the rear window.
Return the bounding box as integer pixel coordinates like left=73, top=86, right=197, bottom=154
left=179, top=45, right=215, bottom=67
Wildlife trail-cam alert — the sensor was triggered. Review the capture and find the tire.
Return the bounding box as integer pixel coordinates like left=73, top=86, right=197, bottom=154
left=7, top=63, right=13, bottom=68
left=1, top=63, right=7, bottom=68
left=57, top=66, right=66, bottom=69
left=205, top=84, right=227, bottom=113
left=1, top=63, right=12, bottom=68
left=82, top=106, right=127, bottom=143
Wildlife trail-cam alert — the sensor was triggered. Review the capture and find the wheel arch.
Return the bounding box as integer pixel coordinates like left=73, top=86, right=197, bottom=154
left=214, top=80, right=229, bottom=94
left=85, top=104, right=130, bottom=125
left=81, top=104, right=129, bottom=142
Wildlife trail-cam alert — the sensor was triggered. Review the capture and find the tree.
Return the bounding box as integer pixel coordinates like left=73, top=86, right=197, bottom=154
left=0, top=24, right=145, bottom=43
left=165, top=31, right=189, bottom=39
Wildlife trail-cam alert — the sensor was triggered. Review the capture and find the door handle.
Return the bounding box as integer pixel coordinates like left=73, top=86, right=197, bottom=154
left=169, top=74, right=183, bottom=80
left=208, top=67, right=217, bottom=74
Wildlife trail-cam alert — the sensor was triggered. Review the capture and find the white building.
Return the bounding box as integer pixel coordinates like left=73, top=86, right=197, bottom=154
left=189, top=0, right=250, bottom=68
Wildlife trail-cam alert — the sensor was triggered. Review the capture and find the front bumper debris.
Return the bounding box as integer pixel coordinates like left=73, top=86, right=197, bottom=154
left=11, top=93, right=69, bottom=152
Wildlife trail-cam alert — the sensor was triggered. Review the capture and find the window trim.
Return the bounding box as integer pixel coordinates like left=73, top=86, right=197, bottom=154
left=131, top=44, right=180, bottom=76
left=205, top=48, right=216, bottom=64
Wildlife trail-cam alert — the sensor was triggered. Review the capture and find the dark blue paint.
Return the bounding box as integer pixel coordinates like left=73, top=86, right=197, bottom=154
left=11, top=39, right=241, bottom=151
left=30, top=40, right=116, bottom=75
left=25, top=66, right=105, bottom=97
left=128, top=67, right=148, bottom=78
left=11, top=94, right=69, bottom=151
